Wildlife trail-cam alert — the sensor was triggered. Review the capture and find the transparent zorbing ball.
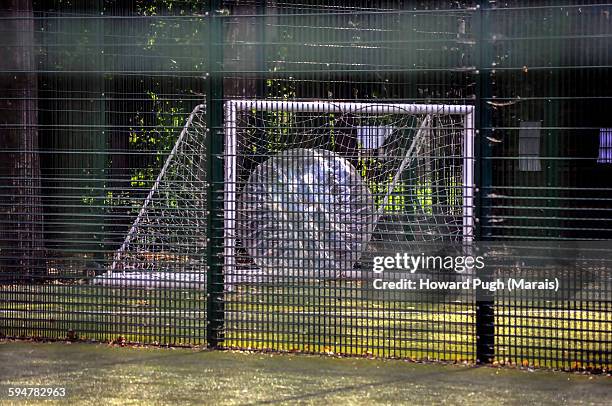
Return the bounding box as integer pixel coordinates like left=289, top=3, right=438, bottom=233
left=238, top=148, right=375, bottom=278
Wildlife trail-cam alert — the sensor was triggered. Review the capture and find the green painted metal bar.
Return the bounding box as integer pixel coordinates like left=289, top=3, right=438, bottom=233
left=474, top=0, right=495, bottom=365
left=206, top=0, right=225, bottom=349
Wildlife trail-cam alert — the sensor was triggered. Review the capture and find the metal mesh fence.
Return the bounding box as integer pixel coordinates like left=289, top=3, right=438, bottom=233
left=222, top=100, right=475, bottom=359
left=0, top=0, right=210, bottom=346
left=0, top=0, right=610, bottom=370
left=479, top=2, right=612, bottom=370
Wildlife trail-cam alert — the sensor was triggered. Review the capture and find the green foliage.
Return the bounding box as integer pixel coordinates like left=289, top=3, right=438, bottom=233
left=128, top=92, right=186, bottom=188
left=262, top=27, right=298, bottom=151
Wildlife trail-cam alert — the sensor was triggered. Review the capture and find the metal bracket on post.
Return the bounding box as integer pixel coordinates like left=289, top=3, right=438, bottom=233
left=206, top=0, right=225, bottom=349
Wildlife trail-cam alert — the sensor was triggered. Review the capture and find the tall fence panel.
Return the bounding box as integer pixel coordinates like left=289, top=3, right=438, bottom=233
left=1, top=0, right=211, bottom=345
left=479, top=1, right=612, bottom=370
left=218, top=1, right=477, bottom=361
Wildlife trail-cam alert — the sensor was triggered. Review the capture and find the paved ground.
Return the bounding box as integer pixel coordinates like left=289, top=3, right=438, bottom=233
left=0, top=341, right=610, bottom=405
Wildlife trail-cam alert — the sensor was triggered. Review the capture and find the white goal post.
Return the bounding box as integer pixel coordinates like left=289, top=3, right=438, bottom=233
left=224, top=100, right=475, bottom=282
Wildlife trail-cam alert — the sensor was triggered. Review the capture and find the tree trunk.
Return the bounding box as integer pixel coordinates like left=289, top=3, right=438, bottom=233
left=224, top=1, right=272, bottom=98
left=0, top=0, right=45, bottom=280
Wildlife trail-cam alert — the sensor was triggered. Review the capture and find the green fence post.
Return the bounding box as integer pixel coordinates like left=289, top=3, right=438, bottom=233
left=475, top=0, right=495, bottom=364
left=206, top=0, right=225, bottom=349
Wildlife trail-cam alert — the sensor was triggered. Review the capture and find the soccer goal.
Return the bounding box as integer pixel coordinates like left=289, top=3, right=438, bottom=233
left=98, top=100, right=474, bottom=289
left=226, top=100, right=475, bottom=285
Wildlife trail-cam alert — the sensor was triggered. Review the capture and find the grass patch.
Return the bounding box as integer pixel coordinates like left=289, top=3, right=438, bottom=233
left=2, top=342, right=611, bottom=405
left=0, top=284, right=610, bottom=370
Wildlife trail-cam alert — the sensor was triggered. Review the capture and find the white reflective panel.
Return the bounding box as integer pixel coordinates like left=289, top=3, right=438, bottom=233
left=357, top=125, right=394, bottom=150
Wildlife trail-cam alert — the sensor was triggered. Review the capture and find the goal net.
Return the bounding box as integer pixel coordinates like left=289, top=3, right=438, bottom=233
left=226, top=101, right=474, bottom=285
left=95, top=104, right=208, bottom=288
